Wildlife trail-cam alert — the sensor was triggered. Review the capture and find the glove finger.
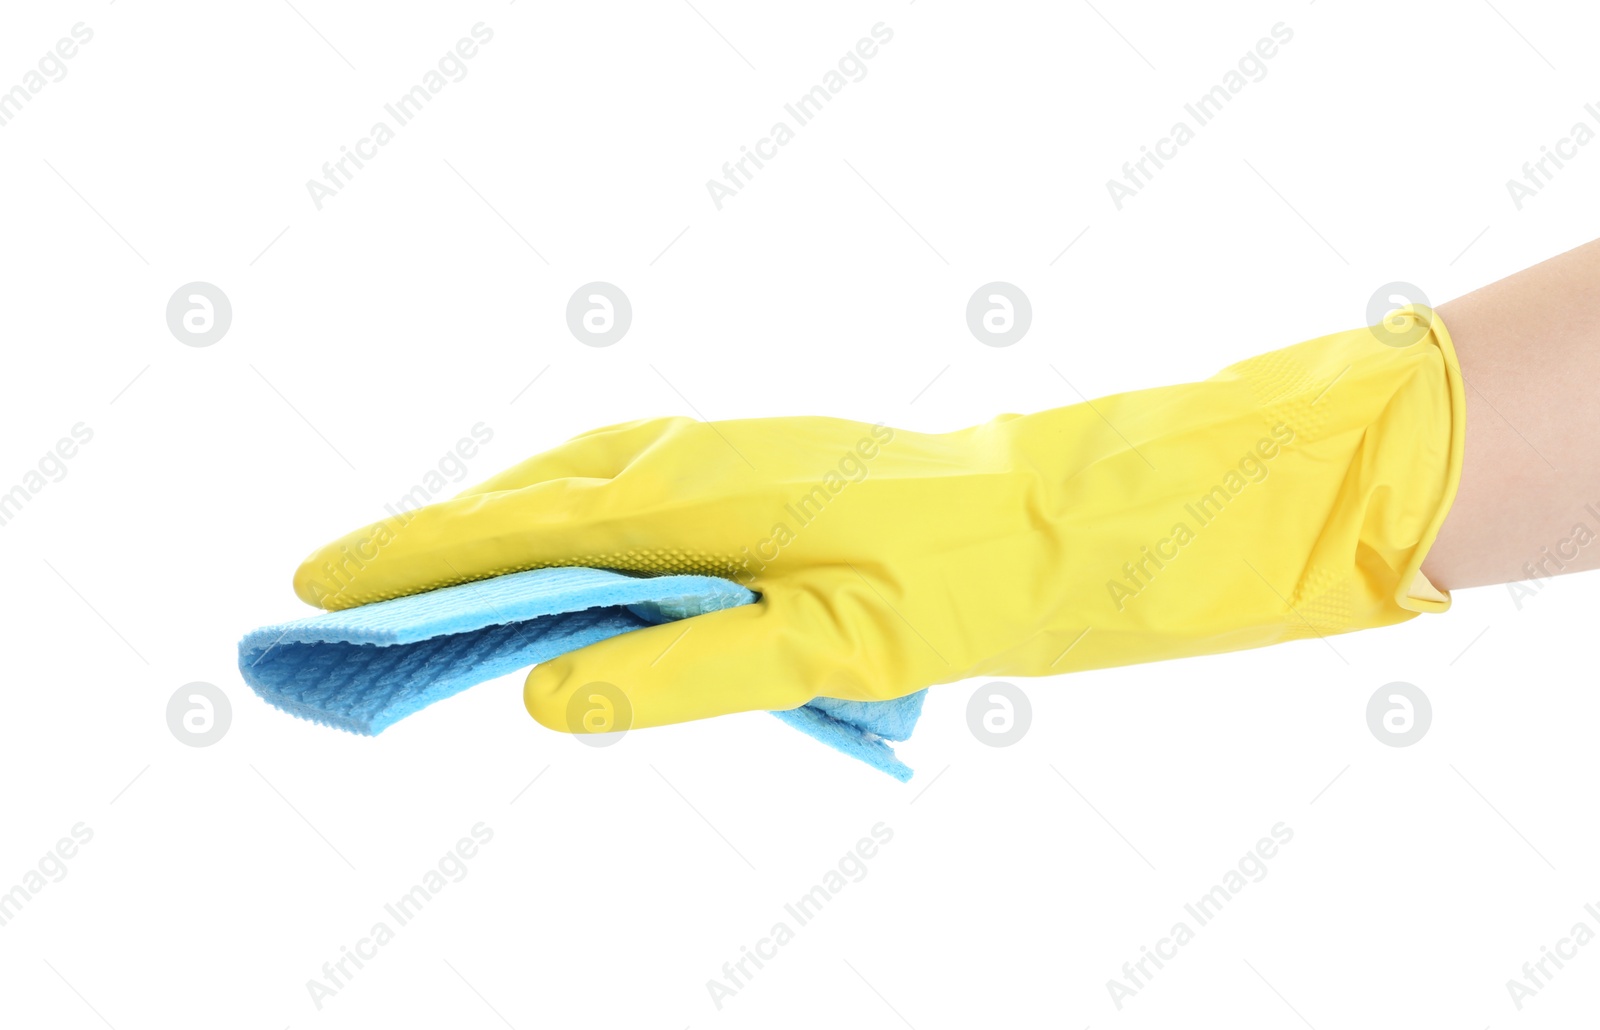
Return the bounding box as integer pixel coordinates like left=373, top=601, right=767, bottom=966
left=457, top=417, right=690, bottom=496
left=292, top=474, right=769, bottom=609
left=292, top=416, right=889, bottom=610
left=523, top=567, right=940, bottom=731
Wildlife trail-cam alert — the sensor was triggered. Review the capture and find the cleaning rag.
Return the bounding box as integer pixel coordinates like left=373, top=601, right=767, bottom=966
left=238, top=566, right=924, bottom=780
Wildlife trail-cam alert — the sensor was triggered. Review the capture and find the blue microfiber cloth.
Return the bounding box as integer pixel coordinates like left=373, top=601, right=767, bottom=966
left=238, top=566, right=925, bottom=780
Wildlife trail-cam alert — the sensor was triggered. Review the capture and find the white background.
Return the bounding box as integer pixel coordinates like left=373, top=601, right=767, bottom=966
left=2, top=1, right=1598, bottom=1027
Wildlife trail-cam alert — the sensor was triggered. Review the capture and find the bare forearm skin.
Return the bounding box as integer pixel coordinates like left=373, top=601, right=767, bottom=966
left=1423, top=238, right=1600, bottom=590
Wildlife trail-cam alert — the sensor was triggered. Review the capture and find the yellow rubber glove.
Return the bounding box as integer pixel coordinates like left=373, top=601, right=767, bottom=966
left=293, top=306, right=1465, bottom=732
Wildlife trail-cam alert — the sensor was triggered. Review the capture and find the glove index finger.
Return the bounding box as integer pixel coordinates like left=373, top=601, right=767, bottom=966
left=292, top=478, right=610, bottom=610
left=292, top=474, right=765, bottom=611
left=454, top=417, right=692, bottom=498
